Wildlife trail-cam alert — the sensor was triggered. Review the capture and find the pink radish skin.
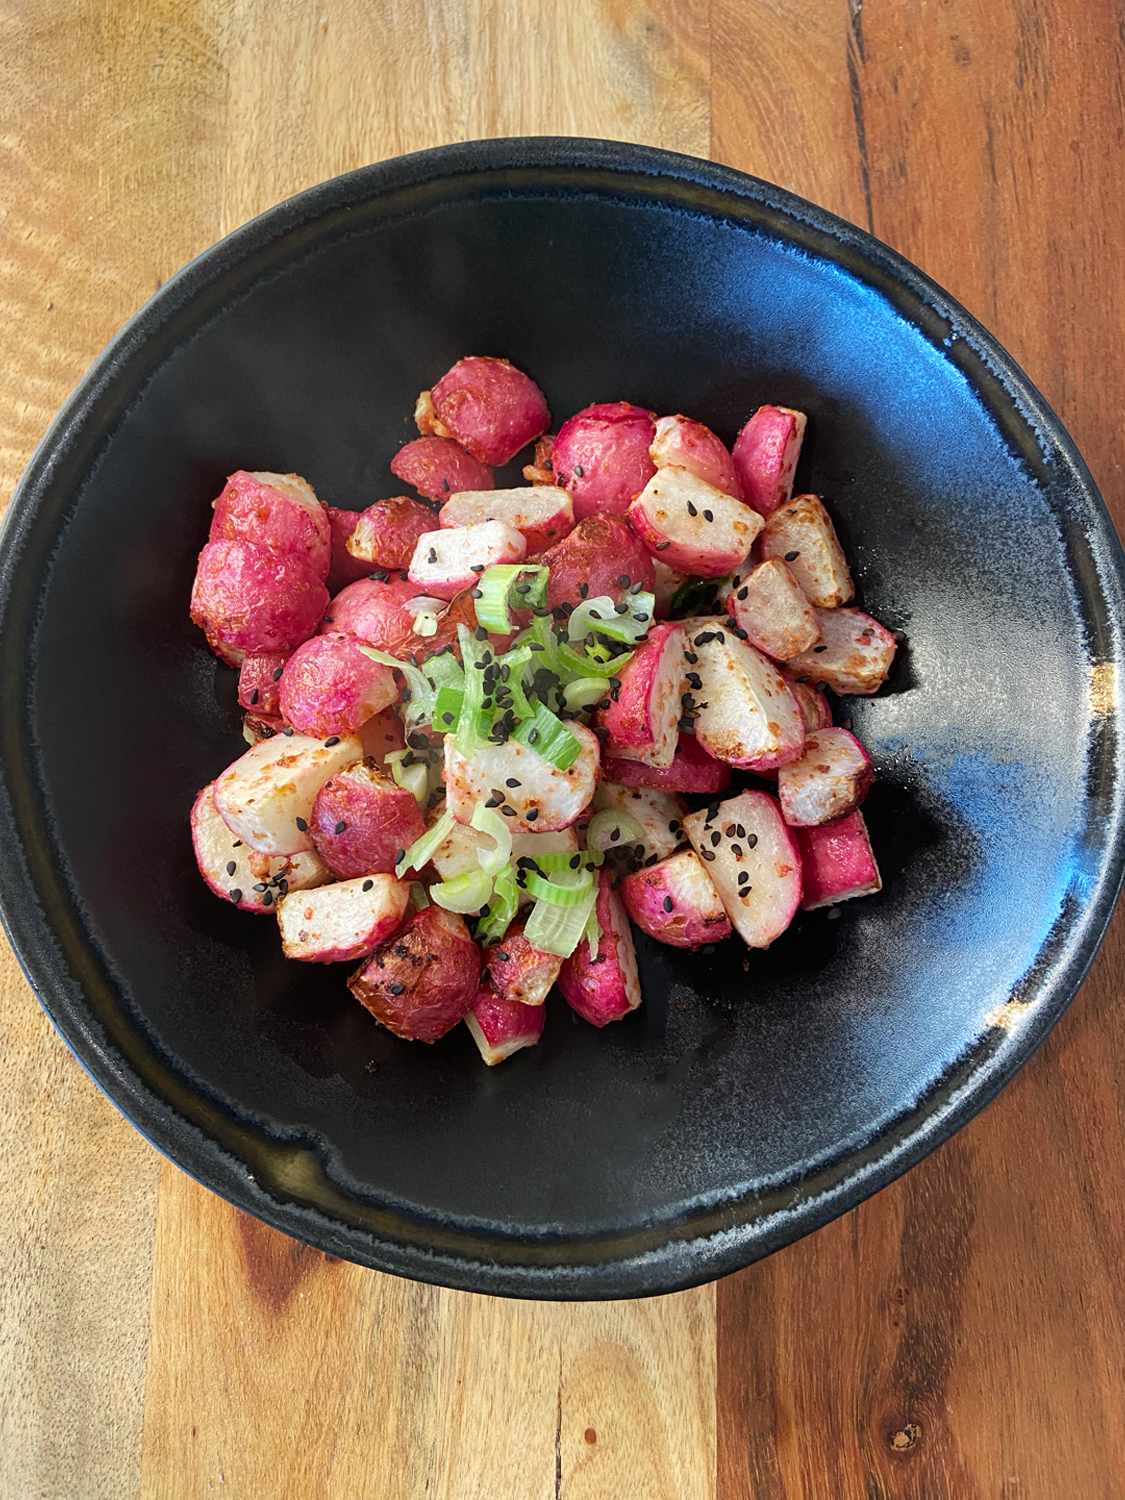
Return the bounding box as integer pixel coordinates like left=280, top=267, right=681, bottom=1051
left=688, top=625, right=806, bottom=772
left=349, top=906, right=480, bottom=1042
left=279, top=633, right=398, bottom=738
left=621, top=849, right=732, bottom=949
left=778, top=728, right=874, bottom=827
left=781, top=671, right=834, bottom=732
left=191, top=538, right=329, bottom=656
left=651, top=415, right=742, bottom=499
left=238, top=651, right=290, bottom=717
left=325, top=507, right=373, bottom=590
left=466, top=983, right=546, bottom=1065
left=408, top=520, right=526, bottom=600
left=391, top=435, right=494, bottom=500
left=486, top=925, right=564, bottom=1007
left=598, top=622, right=685, bottom=768
left=322, top=575, right=427, bottom=659
left=213, top=732, right=363, bottom=855
left=191, top=784, right=330, bottom=914
left=683, top=791, right=802, bottom=949
left=761, top=494, right=853, bottom=608
left=601, top=734, right=732, bottom=795
left=558, top=873, right=642, bottom=1027
left=732, top=406, right=807, bottom=518
left=276, top=875, right=410, bottom=963
left=346, top=497, right=438, bottom=571
left=796, top=810, right=882, bottom=910
left=542, top=515, right=655, bottom=610
left=726, top=559, right=820, bottom=660
left=786, top=608, right=898, bottom=695
left=552, top=402, right=657, bottom=519
left=209, top=470, right=331, bottom=581
left=310, top=761, right=426, bottom=878
left=429, top=357, right=551, bottom=466
left=439, top=486, right=575, bottom=553
left=628, top=467, right=762, bottom=577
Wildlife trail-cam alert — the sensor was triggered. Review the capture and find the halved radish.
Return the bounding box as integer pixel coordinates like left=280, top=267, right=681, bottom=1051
left=557, top=873, right=642, bottom=1026
left=276, top=875, right=410, bottom=962
left=439, top=485, right=574, bottom=552
left=781, top=670, right=834, bottom=732
left=726, top=558, right=820, bottom=660
left=213, top=732, right=362, bottom=855
left=760, top=494, right=853, bottom=608
left=391, top=435, right=493, bottom=499
left=443, top=724, right=599, bottom=834
left=466, top=982, right=546, bottom=1064
left=621, top=849, right=731, bottom=949
left=687, top=624, right=805, bottom=771
left=628, top=467, right=762, bottom=577
left=796, top=810, right=882, bottom=910
left=345, top=497, right=437, bottom=570
left=682, top=791, right=802, bottom=948
left=191, top=784, right=330, bottom=913
left=650, top=415, right=741, bottom=499
left=408, top=520, right=526, bottom=600
left=777, top=728, right=874, bottom=826
left=486, top=924, right=563, bottom=1006
left=732, top=406, right=806, bottom=517
left=601, top=733, right=732, bottom=794
left=597, top=621, right=685, bottom=768
left=786, top=608, right=897, bottom=695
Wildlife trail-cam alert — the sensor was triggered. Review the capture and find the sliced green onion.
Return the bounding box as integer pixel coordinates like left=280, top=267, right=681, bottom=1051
left=410, top=881, right=431, bottom=912
left=669, top=575, right=730, bottom=619
left=474, top=564, right=549, bottom=634
left=582, top=903, right=601, bottom=959
left=523, top=880, right=599, bottom=957
left=454, top=624, right=492, bottom=756
left=562, top=676, right=611, bottom=712
left=566, top=591, right=655, bottom=646
left=523, top=869, right=595, bottom=906
left=521, top=849, right=603, bottom=873
left=470, top=802, right=513, bottom=876
left=475, top=865, right=520, bottom=945
left=429, top=868, right=494, bottom=914
left=585, top=808, right=648, bottom=854
left=555, top=641, right=634, bottom=684
left=433, top=684, right=463, bottom=732
left=425, top=650, right=466, bottom=694
left=512, top=703, right=583, bottom=770
left=395, top=809, right=455, bottom=878
left=389, top=757, right=429, bottom=807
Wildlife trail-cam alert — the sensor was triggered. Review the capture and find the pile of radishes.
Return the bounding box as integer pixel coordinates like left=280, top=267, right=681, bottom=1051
left=189, top=356, right=896, bottom=1065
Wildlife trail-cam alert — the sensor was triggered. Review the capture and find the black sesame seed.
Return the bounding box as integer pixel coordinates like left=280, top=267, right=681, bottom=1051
left=528, top=728, right=539, bottom=744
left=470, top=587, right=483, bottom=598
left=475, top=626, right=489, bottom=641
left=233, top=841, right=242, bottom=847
left=629, top=581, right=644, bottom=594
left=737, top=587, right=749, bottom=601
left=747, top=833, right=759, bottom=848
left=228, top=888, right=242, bottom=903
left=226, top=860, right=237, bottom=876
left=324, top=736, right=340, bottom=747
left=687, top=500, right=698, bottom=517
left=703, top=509, right=713, bottom=522
left=694, top=631, right=717, bottom=645
left=395, top=848, right=406, bottom=863
left=738, top=871, right=750, bottom=884
left=272, top=667, right=284, bottom=682
left=442, top=479, right=450, bottom=492
left=283, top=727, right=294, bottom=736
left=578, top=582, right=589, bottom=598
left=400, top=571, right=410, bottom=582
left=732, top=844, right=743, bottom=857
left=295, top=816, right=308, bottom=832
left=619, top=575, right=631, bottom=588
left=442, top=712, right=454, bottom=725
left=527, top=808, right=539, bottom=821
left=663, top=895, right=674, bottom=912
left=249, top=688, right=259, bottom=705
left=706, top=800, right=720, bottom=820
left=261, top=891, right=273, bottom=905
left=784, top=550, right=800, bottom=562
left=684, top=651, right=698, bottom=664
left=710, top=830, right=722, bottom=847
left=501, top=806, right=517, bottom=817
left=362, top=879, right=374, bottom=891
left=485, top=796, right=502, bottom=809
left=813, top=645, right=828, bottom=653
left=388, top=983, right=405, bottom=995
left=700, top=848, right=716, bottom=861
left=427, top=548, right=438, bottom=563
left=655, top=540, right=670, bottom=551
left=334, top=820, right=347, bottom=835
left=408, top=733, right=429, bottom=749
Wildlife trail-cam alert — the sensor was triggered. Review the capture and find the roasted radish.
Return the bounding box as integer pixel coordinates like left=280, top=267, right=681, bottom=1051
left=796, top=810, right=882, bottom=909
left=726, top=559, right=820, bottom=660
left=439, top=485, right=574, bottom=553
left=486, top=925, right=564, bottom=1006
left=346, top=497, right=437, bottom=571
left=732, top=406, right=806, bottom=517
left=427, top=356, right=551, bottom=466
left=191, top=784, right=329, bottom=913
left=310, top=760, right=426, bottom=877
left=621, top=849, right=731, bottom=949
left=465, top=982, right=546, bottom=1064
left=542, top=515, right=655, bottom=610
left=238, top=651, right=290, bottom=717
left=444, top=723, right=600, bottom=834
left=683, top=791, right=802, bottom=948
left=601, top=733, right=732, bottom=794
left=191, top=539, right=329, bottom=656
left=781, top=670, right=834, bottom=732
left=209, top=470, right=331, bottom=581
left=760, top=494, right=853, bottom=608
left=777, top=728, right=874, bottom=827
left=277, top=875, right=410, bottom=963
left=597, top=622, right=685, bottom=767
left=628, top=467, right=762, bottom=577
left=552, top=401, right=657, bottom=518
left=591, top=782, right=688, bottom=863
left=213, top=732, right=362, bottom=855
left=408, top=520, right=527, bottom=600
left=687, top=624, right=806, bottom=771
left=650, top=414, right=741, bottom=499
left=278, top=633, right=398, bottom=738
left=557, top=873, right=642, bottom=1027
left=349, top=905, right=481, bottom=1042
left=786, top=607, right=897, bottom=695
left=391, top=435, right=494, bottom=500
left=325, top=506, right=373, bottom=590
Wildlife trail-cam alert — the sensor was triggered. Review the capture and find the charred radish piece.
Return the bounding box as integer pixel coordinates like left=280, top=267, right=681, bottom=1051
left=601, top=733, right=732, bottom=795
left=277, top=875, right=410, bottom=963
left=778, top=728, right=874, bottom=827
left=761, top=494, right=853, bottom=608
left=408, top=520, right=526, bottom=600
left=597, top=622, right=685, bottom=768
left=213, top=732, right=362, bottom=855
left=346, top=497, right=438, bottom=571
left=683, top=791, right=802, bottom=949
left=726, top=559, right=820, bottom=660
left=786, top=608, right=897, bottom=695
left=557, top=873, right=642, bottom=1027
left=439, top=485, right=575, bottom=553
left=426, top=356, right=551, bottom=466
left=465, top=982, right=546, bottom=1065
left=796, top=810, right=882, bottom=910
left=688, top=626, right=806, bottom=772
left=209, top=470, right=331, bottom=581
left=279, top=633, right=398, bottom=738
left=444, top=723, right=600, bottom=834
left=391, top=435, right=494, bottom=500
left=486, top=924, right=564, bottom=1006
left=356, top=705, right=407, bottom=765
left=321, top=574, right=426, bottom=657
left=650, top=415, right=741, bottom=499
left=732, top=406, right=806, bottom=518
left=191, top=785, right=329, bottom=913
left=310, top=760, right=426, bottom=877
left=522, top=433, right=556, bottom=486
left=349, top=905, right=480, bottom=1042
left=628, top=467, right=762, bottom=577
left=621, top=849, right=731, bottom=949
left=552, top=401, right=657, bottom=519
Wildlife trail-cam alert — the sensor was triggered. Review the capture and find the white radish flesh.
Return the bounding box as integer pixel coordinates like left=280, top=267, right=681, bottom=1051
left=191, top=784, right=330, bottom=913
left=213, top=732, right=362, bottom=855
left=777, top=728, right=874, bottom=827
left=408, top=520, right=527, bottom=600
left=592, top=782, right=688, bottom=863
left=687, top=624, right=806, bottom=771
left=443, top=723, right=600, bottom=834
left=727, top=558, right=820, bottom=660
left=761, top=494, right=853, bottom=608
left=276, top=875, right=410, bottom=962
left=683, top=791, right=802, bottom=948
left=627, top=467, right=762, bottom=577
left=786, top=608, right=897, bottom=695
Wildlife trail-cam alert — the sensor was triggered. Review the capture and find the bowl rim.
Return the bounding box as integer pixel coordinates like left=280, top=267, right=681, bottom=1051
left=1, top=135, right=1123, bottom=1299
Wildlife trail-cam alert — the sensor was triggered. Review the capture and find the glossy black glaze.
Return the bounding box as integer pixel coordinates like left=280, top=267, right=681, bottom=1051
left=0, top=139, right=1122, bottom=1299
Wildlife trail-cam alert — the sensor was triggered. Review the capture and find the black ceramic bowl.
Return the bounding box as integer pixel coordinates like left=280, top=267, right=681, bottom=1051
left=1, top=139, right=1123, bottom=1299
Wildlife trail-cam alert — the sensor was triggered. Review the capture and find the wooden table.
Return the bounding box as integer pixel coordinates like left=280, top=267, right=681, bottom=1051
left=1, top=3, right=1122, bottom=1495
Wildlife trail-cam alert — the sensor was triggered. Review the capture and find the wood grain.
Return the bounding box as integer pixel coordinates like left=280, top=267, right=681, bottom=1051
left=2, top=1, right=1125, bottom=1497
